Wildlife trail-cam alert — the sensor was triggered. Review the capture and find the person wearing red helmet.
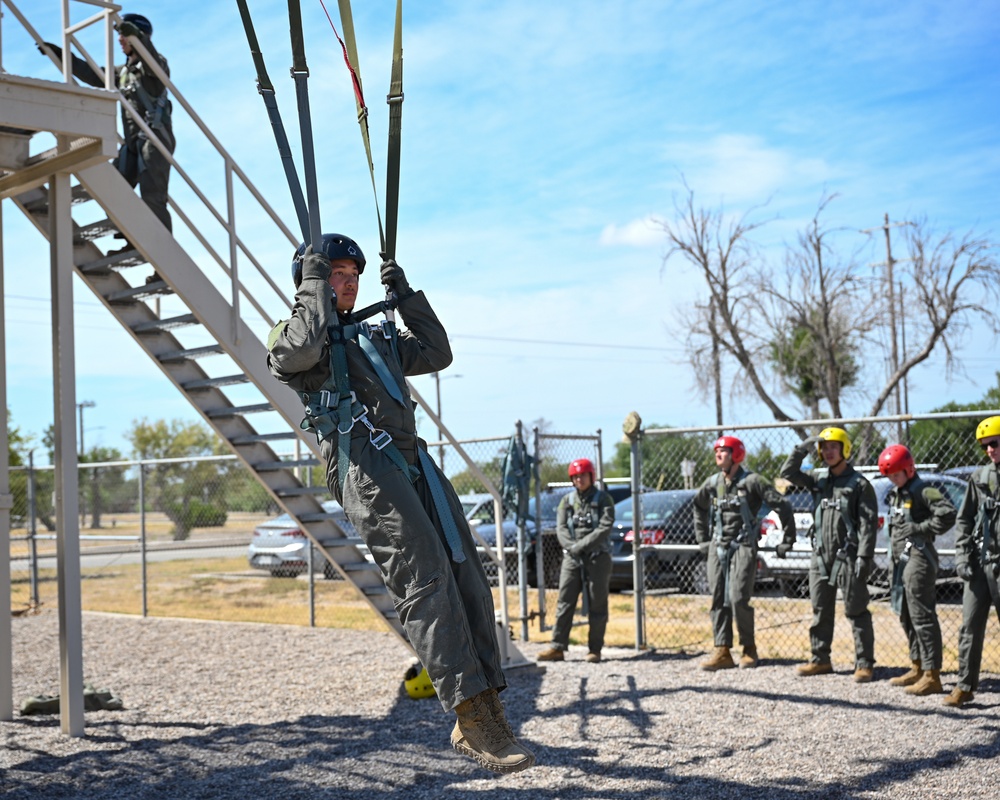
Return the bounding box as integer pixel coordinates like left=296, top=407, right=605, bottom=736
left=945, top=415, right=1000, bottom=708
left=693, top=435, right=795, bottom=670
left=268, top=240, right=534, bottom=773
left=878, top=444, right=956, bottom=697
left=781, top=428, right=879, bottom=682
left=537, top=457, right=615, bottom=663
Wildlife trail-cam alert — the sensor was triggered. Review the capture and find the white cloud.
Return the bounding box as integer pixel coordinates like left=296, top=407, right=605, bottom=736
left=599, top=217, right=667, bottom=248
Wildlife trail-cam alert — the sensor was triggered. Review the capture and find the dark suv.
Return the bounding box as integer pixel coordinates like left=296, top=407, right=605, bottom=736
left=608, top=490, right=704, bottom=593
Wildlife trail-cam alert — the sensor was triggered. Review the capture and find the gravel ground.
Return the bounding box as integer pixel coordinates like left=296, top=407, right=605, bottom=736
left=2, top=609, right=999, bottom=799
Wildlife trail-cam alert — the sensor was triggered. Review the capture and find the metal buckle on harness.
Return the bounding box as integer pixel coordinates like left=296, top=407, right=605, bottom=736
left=821, top=498, right=839, bottom=509
left=337, top=395, right=366, bottom=436
left=358, top=415, right=393, bottom=451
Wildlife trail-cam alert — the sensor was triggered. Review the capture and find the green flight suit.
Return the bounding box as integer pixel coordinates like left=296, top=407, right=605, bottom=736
left=886, top=476, right=955, bottom=671
left=953, top=462, right=1000, bottom=693
left=781, top=446, right=878, bottom=669
left=44, top=30, right=175, bottom=231
left=693, top=467, right=796, bottom=650
left=550, top=485, right=615, bottom=655
left=267, top=261, right=503, bottom=711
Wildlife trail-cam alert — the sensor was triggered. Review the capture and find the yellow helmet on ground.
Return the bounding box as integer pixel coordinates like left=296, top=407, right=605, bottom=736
left=976, top=416, right=1000, bottom=442
left=818, top=427, right=852, bottom=460
left=403, top=663, right=436, bottom=700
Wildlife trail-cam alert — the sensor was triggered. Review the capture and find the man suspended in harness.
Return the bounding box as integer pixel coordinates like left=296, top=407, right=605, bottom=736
left=944, top=415, right=1000, bottom=708
left=536, top=458, right=615, bottom=664
left=780, top=427, right=879, bottom=682
left=39, top=13, right=176, bottom=247
left=878, top=444, right=956, bottom=697
left=266, top=235, right=535, bottom=773
left=693, top=435, right=795, bottom=671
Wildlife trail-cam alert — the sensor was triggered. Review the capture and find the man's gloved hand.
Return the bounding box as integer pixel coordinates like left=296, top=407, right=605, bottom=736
left=895, top=519, right=916, bottom=539
left=300, top=245, right=332, bottom=283
left=957, top=562, right=974, bottom=582
left=379, top=258, right=412, bottom=296
left=37, top=42, right=55, bottom=56
left=855, top=556, right=873, bottom=582
left=116, top=20, right=142, bottom=38
left=795, top=435, right=821, bottom=454
left=698, top=541, right=710, bottom=556
left=776, top=542, right=793, bottom=559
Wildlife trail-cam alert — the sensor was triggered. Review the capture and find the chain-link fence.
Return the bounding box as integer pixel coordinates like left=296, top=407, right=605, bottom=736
left=629, top=410, right=1000, bottom=672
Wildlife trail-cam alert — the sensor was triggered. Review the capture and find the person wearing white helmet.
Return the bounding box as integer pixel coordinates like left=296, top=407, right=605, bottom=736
left=945, top=415, right=1000, bottom=708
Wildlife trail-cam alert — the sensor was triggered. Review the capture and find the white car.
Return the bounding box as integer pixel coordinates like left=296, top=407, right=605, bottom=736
left=758, top=488, right=815, bottom=597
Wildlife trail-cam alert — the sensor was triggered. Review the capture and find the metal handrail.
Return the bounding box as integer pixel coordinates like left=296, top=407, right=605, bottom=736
left=10, top=0, right=296, bottom=335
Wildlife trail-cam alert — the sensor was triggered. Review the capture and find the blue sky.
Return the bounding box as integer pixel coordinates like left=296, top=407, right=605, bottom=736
left=3, top=0, right=999, bottom=466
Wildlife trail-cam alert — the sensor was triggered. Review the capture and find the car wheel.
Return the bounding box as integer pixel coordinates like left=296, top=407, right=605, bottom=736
left=269, top=567, right=300, bottom=578
left=779, top=577, right=809, bottom=598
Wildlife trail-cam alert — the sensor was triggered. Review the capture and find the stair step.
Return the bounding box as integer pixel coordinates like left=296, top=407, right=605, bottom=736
left=273, top=485, right=327, bottom=497
left=230, top=432, right=297, bottom=445
left=105, top=281, right=172, bottom=303
left=206, top=402, right=273, bottom=418
left=253, top=458, right=321, bottom=472
left=79, top=250, right=148, bottom=274
left=74, top=218, right=118, bottom=243
left=341, top=561, right=380, bottom=574
left=319, top=537, right=366, bottom=548
left=157, top=344, right=225, bottom=362
left=297, top=511, right=341, bottom=523
left=132, top=313, right=199, bottom=334
left=182, top=374, right=249, bottom=390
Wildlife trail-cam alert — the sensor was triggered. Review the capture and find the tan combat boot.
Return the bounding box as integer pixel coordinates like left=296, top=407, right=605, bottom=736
left=796, top=661, right=833, bottom=677
left=889, top=660, right=922, bottom=687
left=942, top=687, right=974, bottom=708
left=739, top=647, right=759, bottom=669
left=536, top=646, right=564, bottom=662
left=452, top=689, right=535, bottom=774
left=585, top=651, right=601, bottom=663
left=700, top=646, right=736, bottom=671
left=906, top=669, right=943, bottom=696
left=853, top=666, right=874, bottom=683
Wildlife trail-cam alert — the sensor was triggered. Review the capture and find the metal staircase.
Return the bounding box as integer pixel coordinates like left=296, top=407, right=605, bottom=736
left=1, top=2, right=408, bottom=644
left=12, top=162, right=406, bottom=641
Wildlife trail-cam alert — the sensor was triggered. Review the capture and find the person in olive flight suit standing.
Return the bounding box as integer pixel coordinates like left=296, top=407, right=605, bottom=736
left=693, top=435, right=796, bottom=670
left=40, top=13, right=175, bottom=236
left=267, top=236, right=534, bottom=773
left=944, top=415, right=1000, bottom=708
left=781, top=427, right=879, bottom=682
left=878, top=444, right=956, bottom=697
left=537, top=458, right=615, bottom=664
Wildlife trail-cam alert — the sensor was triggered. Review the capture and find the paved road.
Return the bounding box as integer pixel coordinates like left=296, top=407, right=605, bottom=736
left=8, top=536, right=248, bottom=572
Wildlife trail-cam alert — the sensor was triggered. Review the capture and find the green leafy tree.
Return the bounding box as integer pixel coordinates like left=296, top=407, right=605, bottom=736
left=79, top=446, right=125, bottom=528
left=907, top=372, right=1000, bottom=470
left=127, top=418, right=229, bottom=540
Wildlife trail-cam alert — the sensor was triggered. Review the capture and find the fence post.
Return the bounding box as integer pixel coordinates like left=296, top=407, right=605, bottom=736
left=139, top=461, right=148, bottom=617
left=308, top=537, right=316, bottom=628
left=515, top=421, right=529, bottom=642
left=532, top=425, right=548, bottom=632
left=624, top=413, right=645, bottom=650
left=27, top=451, right=39, bottom=607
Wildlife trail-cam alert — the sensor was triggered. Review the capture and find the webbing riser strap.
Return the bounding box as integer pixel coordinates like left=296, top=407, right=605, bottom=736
left=417, top=449, right=465, bottom=563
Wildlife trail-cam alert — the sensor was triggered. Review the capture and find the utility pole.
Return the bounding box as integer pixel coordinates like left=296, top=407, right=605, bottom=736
left=76, top=400, right=95, bottom=457
left=708, top=296, right=723, bottom=425
left=861, top=214, right=913, bottom=440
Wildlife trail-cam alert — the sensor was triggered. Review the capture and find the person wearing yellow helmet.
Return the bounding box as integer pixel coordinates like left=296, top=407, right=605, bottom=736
left=945, top=415, right=1000, bottom=708
left=780, top=427, right=879, bottom=682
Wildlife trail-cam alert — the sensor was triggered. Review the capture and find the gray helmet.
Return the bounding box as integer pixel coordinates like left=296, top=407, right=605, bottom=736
left=120, top=13, right=153, bottom=36
left=291, top=233, right=366, bottom=288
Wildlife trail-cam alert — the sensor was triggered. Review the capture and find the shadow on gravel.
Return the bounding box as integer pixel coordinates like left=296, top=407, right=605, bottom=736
left=4, top=668, right=1000, bottom=800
